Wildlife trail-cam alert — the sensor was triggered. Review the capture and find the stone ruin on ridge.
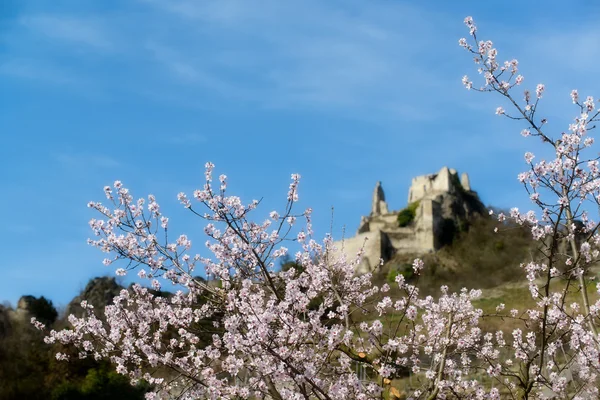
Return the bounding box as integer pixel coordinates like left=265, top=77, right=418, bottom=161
left=333, top=166, right=486, bottom=274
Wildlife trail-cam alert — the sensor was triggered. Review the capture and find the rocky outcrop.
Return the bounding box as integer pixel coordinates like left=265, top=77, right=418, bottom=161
left=66, top=277, right=124, bottom=318
left=0, top=277, right=178, bottom=337
left=0, top=295, right=59, bottom=337
left=13, top=295, right=36, bottom=323
left=333, top=167, right=485, bottom=273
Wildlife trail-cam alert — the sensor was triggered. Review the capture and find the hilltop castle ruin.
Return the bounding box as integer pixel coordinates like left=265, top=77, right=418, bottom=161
left=334, top=167, right=485, bottom=274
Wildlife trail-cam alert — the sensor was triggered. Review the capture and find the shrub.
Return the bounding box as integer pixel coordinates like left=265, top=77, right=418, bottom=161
left=397, top=201, right=420, bottom=227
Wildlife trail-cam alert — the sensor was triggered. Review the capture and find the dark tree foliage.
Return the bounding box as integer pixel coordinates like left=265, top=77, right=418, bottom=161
left=49, top=362, right=150, bottom=400
left=0, top=294, right=150, bottom=400
left=28, top=295, right=59, bottom=326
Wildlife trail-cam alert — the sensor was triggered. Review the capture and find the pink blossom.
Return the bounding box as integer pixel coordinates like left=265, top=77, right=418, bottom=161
left=464, top=16, right=476, bottom=36
left=536, top=83, right=545, bottom=98
left=571, top=89, right=579, bottom=103
left=412, top=258, right=424, bottom=274
left=515, top=75, right=524, bottom=85
left=584, top=96, right=595, bottom=111
left=524, top=152, right=535, bottom=164
left=462, top=75, right=473, bottom=89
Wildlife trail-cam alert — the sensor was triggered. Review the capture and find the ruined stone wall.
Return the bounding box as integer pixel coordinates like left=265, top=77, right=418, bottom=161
left=415, top=199, right=436, bottom=252
left=432, top=167, right=453, bottom=193
left=333, top=167, right=482, bottom=274
left=368, top=214, right=399, bottom=232
left=386, top=228, right=422, bottom=254
left=408, top=175, right=434, bottom=203
left=408, top=167, right=456, bottom=203
left=331, top=230, right=393, bottom=274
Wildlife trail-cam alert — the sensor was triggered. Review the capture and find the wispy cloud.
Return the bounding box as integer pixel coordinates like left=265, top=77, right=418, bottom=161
left=0, top=58, right=79, bottom=85
left=145, top=42, right=250, bottom=100
left=2, top=14, right=113, bottom=91
left=139, top=0, right=273, bottom=26
left=526, top=28, right=600, bottom=76
left=136, top=0, right=460, bottom=120
left=134, top=0, right=600, bottom=126
left=20, top=15, right=112, bottom=49
left=6, top=1, right=600, bottom=123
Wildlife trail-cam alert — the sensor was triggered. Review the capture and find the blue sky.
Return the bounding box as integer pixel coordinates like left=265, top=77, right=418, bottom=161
left=2, top=0, right=600, bottom=309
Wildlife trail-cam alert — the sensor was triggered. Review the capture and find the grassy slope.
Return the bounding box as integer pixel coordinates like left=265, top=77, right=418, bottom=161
left=375, top=215, right=535, bottom=296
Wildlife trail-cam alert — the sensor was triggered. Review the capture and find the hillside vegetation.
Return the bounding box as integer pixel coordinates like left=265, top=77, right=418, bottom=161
left=378, top=213, right=535, bottom=295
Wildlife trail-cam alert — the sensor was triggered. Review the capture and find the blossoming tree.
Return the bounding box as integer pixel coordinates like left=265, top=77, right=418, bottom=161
left=33, top=17, right=600, bottom=399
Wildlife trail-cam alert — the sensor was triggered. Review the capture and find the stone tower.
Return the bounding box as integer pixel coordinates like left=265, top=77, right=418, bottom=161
left=371, top=181, right=389, bottom=215
left=461, top=172, right=471, bottom=191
